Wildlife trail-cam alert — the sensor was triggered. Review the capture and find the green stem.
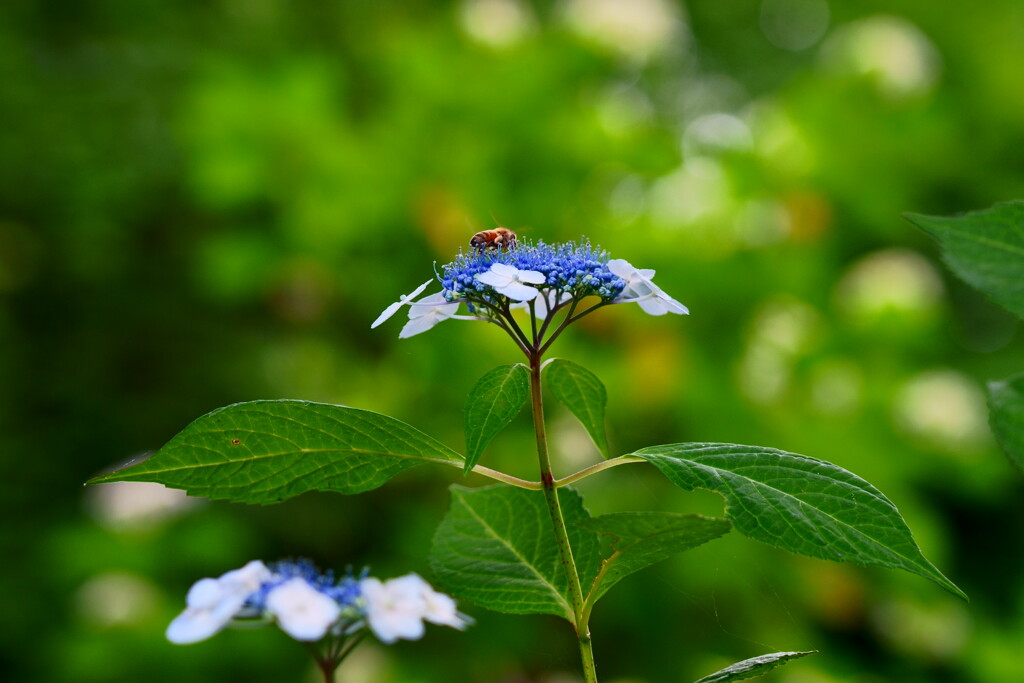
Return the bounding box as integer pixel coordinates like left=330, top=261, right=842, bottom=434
left=528, top=353, right=598, bottom=683
left=463, top=463, right=543, bottom=490
left=554, top=456, right=644, bottom=488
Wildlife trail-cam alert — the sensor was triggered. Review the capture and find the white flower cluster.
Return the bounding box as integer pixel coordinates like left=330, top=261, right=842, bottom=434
left=166, top=560, right=470, bottom=647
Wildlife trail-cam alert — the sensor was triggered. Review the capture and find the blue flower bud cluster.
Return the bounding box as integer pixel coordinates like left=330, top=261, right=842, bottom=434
left=439, top=240, right=627, bottom=304
left=243, top=559, right=363, bottom=614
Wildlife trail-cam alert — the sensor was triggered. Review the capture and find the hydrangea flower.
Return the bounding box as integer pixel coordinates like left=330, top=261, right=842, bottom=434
left=166, top=560, right=272, bottom=644
left=399, top=292, right=462, bottom=339
left=607, top=258, right=689, bottom=316
left=372, top=238, right=687, bottom=353
left=265, top=577, right=342, bottom=641
left=167, top=559, right=467, bottom=653
left=475, top=263, right=546, bottom=301
left=360, top=573, right=471, bottom=644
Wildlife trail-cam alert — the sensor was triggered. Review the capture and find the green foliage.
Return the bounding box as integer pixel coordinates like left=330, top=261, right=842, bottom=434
left=988, top=373, right=1024, bottom=471
left=631, top=443, right=967, bottom=600
left=89, top=400, right=462, bottom=504
left=905, top=201, right=1024, bottom=317
left=909, top=201, right=1024, bottom=469
left=693, top=651, right=818, bottom=683
left=545, top=358, right=611, bottom=458
left=429, top=485, right=600, bottom=621
left=577, top=512, right=731, bottom=603
left=463, top=364, right=530, bottom=474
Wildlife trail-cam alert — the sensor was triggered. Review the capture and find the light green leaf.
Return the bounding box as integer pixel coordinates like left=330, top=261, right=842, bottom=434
left=988, top=373, right=1024, bottom=471
left=577, top=512, right=731, bottom=603
left=87, top=400, right=462, bottom=504
left=545, top=358, right=610, bottom=457
left=463, top=364, right=530, bottom=474
left=694, top=651, right=817, bottom=683
left=429, top=485, right=601, bottom=621
left=905, top=200, right=1024, bottom=318
left=631, top=443, right=967, bottom=600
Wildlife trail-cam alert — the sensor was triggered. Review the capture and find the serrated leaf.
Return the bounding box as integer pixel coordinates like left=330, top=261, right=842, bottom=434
left=905, top=201, right=1024, bottom=318
left=578, top=512, right=731, bottom=603
left=87, top=400, right=462, bottom=504
left=463, top=364, right=530, bottom=474
left=545, top=358, right=610, bottom=457
left=429, top=485, right=601, bottom=621
left=988, top=373, right=1024, bottom=471
left=694, top=651, right=817, bottom=683
left=631, top=443, right=967, bottom=600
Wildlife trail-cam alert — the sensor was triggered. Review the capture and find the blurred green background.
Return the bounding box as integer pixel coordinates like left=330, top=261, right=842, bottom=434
left=2, top=0, right=1023, bottom=681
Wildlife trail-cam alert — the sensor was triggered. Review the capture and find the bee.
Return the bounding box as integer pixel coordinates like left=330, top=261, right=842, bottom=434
left=470, top=227, right=518, bottom=253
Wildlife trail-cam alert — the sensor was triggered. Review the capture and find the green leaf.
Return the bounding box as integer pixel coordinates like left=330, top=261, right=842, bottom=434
left=545, top=358, right=611, bottom=458
left=87, top=400, right=462, bottom=504
left=577, top=512, right=731, bottom=602
left=463, top=364, right=530, bottom=474
left=429, top=485, right=601, bottom=621
left=631, top=443, right=967, bottom=600
left=988, top=373, right=1024, bottom=471
left=905, top=200, right=1024, bottom=318
left=694, top=651, right=817, bottom=683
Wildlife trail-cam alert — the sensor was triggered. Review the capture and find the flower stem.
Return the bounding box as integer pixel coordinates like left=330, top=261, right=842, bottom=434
left=528, top=353, right=598, bottom=683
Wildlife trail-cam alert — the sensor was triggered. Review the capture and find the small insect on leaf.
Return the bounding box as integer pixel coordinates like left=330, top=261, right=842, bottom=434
left=230, top=439, right=242, bottom=445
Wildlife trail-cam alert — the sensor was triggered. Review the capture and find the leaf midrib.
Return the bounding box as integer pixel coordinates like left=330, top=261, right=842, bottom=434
left=645, top=452, right=931, bottom=572
left=458, top=494, right=572, bottom=620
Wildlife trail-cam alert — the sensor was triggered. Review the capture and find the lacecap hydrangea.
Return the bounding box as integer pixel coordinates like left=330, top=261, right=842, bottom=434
left=166, top=559, right=469, bottom=647
left=372, top=238, right=688, bottom=344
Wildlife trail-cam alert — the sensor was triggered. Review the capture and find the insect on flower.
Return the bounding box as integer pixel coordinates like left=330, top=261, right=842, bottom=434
left=470, top=227, right=517, bottom=253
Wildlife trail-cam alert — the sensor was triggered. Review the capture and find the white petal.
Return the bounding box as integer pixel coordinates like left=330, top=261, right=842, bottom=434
left=487, top=263, right=519, bottom=279
left=185, top=578, right=226, bottom=609
left=400, top=313, right=444, bottom=338
left=221, top=560, right=272, bottom=593
left=516, top=269, right=546, bottom=285
left=371, top=301, right=404, bottom=329
left=499, top=281, right=541, bottom=301
left=166, top=608, right=231, bottom=644
left=663, top=296, right=689, bottom=315
left=636, top=292, right=689, bottom=316
left=475, top=270, right=513, bottom=288
left=266, top=578, right=341, bottom=642
left=637, top=296, right=672, bottom=316
left=361, top=577, right=427, bottom=645
left=638, top=269, right=656, bottom=279
left=605, top=258, right=637, bottom=279
left=371, top=280, right=432, bottom=328
left=421, top=590, right=466, bottom=629
left=409, top=293, right=458, bottom=319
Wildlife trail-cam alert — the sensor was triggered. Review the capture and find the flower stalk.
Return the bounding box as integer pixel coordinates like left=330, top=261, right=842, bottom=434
left=528, top=351, right=598, bottom=683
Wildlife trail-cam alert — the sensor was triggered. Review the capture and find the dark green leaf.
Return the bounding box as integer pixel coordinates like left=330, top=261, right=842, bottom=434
left=463, top=364, right=530, bottom=474
left=429, top=485, right=601, bottom=621
left=577, top=512, right=731, bottom=602
left=632, top=443, right=967, bottom=600
left=694, top=651, right=817, bottom=683
left=905, top=201, right=1024, bottom=318
left=88, top=400, right=462, bottom=504
left=545, top=358, right=610, bottom=458
left=988, top=373, right=1024, bottom=471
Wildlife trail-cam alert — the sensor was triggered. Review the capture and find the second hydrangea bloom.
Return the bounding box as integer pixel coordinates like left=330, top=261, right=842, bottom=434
left=167, top=559, right=469, bottom=646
